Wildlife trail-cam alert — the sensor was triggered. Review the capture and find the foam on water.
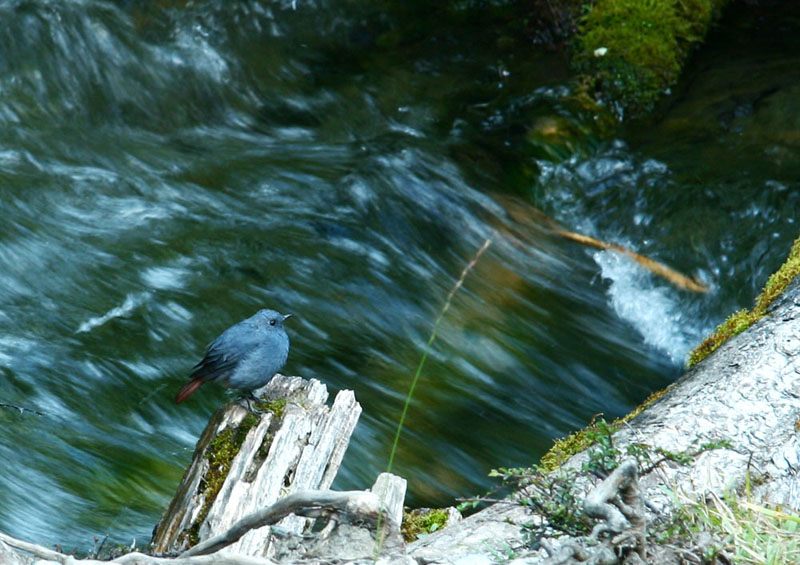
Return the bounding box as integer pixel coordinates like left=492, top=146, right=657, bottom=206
left=76, top=291, right=150, bottom=334
left=592, top=249, right=702, bottom=364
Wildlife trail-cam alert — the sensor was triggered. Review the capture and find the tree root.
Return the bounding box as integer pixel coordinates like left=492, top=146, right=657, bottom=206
left=544, top=458, right=647, bottom=564
left=0, top=488, right=403, bottom=565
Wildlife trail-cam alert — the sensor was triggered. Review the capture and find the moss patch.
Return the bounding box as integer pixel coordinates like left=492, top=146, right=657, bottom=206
left=186, top=413, right=258, bottom=547
left=252, top=397, right=287, bottom=418
left=540, top=417, right=620, bottom=472
left=185, top=400, right=291, bottom=546
left=574, top=0, right=728, bottom=118
left=539, top=386, right=673, bottom=471
left=688, top=234, right=800, bottom=366
left=622, top=387, right=670, bottom=422
left=401, top=507, right=450, bottom=542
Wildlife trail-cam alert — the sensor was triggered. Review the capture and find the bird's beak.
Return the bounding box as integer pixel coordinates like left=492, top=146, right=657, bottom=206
left=283, top=314, right=293, bottom=321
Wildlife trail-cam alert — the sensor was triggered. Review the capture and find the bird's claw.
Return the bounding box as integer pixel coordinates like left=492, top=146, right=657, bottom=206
left=239, top=392, right=264, bottom=414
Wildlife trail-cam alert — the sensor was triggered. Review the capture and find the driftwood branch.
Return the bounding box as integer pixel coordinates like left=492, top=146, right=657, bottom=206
left=554, top=229, right=708, bottom=293
left=182, top=488, right=401, bottom=558
left=0, top=531, right=64, bottom=562
left=0, top=479, right=405, bottom=565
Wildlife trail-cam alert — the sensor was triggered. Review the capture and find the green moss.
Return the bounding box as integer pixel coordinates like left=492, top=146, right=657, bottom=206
left=539, top=386, right=672, bottom=471
left=185, top=413, right=259, bottom=547
left=688, top=234, right=800, bottom=366
left=539, top=428, right=592, bottom=472
left=574, top=0, right=728, bottom=118
left=401, top=508, right=450, bottom=542
left=622, top=387, right=669, bottom=422
left=252, top=397, right=287, bottom=418
left=184, top=400, right=290, bottom=546
left=539, top=418, right=621, bottom=472
left=687, top=309, right=753, bottom=367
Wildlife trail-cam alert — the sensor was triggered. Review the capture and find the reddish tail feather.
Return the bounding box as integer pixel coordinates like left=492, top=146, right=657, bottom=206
left=175, top=378, right=204, bottom=404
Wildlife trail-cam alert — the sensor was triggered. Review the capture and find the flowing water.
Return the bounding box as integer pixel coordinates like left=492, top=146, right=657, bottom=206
left=0, top=0, right=798, bottom=550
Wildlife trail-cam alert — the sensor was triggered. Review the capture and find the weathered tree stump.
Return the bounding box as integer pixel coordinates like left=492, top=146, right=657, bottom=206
left=150, top=374, right=363, bottom=559
left=0, top=374, right=408, bottom=564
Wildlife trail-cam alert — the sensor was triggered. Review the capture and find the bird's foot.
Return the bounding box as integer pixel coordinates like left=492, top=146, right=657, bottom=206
left=238, top=392, right=263, bottom=414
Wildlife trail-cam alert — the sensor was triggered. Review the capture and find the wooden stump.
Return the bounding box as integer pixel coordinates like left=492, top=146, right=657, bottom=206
left=150, top=374, right=362, bottom=559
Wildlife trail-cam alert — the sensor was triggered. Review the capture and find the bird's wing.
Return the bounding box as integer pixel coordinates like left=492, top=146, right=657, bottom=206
left=188, top=322, right=261, bottom=383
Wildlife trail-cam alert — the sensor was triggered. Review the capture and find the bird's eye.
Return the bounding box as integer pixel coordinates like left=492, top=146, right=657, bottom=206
left=269, top=319, right=276, bottom=326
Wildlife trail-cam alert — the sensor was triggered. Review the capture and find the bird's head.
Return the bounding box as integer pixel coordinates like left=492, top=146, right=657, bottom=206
left=256, top=309, right=292, bottom=329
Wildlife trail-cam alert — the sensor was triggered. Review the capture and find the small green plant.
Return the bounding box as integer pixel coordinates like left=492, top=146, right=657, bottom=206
left=488, top=465, right=592, bottom=543
left=378, top=238, right=491, bottom=556
left=581, top=417, right=621, bottom=477
left=479, top=418, right=736, bottom=553
left=540, top=415, right=623, bottom=472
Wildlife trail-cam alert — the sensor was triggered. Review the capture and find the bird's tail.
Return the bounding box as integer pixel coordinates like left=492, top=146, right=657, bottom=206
left=175, top=378, right=204, bottom=404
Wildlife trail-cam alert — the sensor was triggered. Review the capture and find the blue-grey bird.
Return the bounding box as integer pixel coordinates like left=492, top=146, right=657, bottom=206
left=176, top=309, right=291, bottom=403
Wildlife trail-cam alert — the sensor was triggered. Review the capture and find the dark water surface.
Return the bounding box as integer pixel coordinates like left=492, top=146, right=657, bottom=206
left=1, top=0, right=798, bottom=549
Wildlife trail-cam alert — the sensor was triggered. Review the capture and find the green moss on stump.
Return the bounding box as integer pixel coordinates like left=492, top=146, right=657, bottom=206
left=185, top=400, right=290, bottom=546
left=185, top=413, right=258, bottom=547
left=184, top=398, right=288, bottom=548
left=688, top=234, right=800, bottom=366
left=253, top=398, right=287, bottom=418
left=401, top=508, right=450, bottom=542
left=574, top=0, right=728, bottom=118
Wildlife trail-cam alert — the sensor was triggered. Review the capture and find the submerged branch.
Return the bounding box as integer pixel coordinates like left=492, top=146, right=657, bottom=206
left=556, top=229, right=709, bottom=293
left=495, top=195, right=709, bottom=294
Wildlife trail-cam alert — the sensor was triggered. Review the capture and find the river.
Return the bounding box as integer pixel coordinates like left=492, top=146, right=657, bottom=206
left=0, top=0, right=798, bottom=550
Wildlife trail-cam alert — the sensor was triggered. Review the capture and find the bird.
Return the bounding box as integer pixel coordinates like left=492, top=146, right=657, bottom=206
left=175, top=309, right=291, bottom=404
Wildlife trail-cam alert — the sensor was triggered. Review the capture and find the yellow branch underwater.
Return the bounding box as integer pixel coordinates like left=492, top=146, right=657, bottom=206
left=555, top=229, right=709, bottom=293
